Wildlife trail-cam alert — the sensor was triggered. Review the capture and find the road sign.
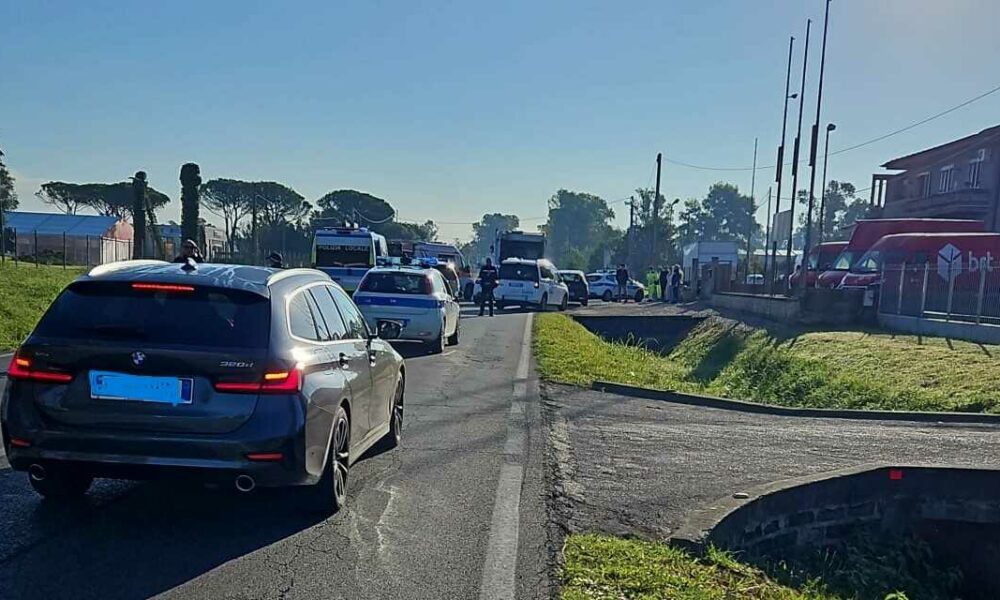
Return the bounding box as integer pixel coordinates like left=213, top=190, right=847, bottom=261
left=772, top=210, right=792, bottom=243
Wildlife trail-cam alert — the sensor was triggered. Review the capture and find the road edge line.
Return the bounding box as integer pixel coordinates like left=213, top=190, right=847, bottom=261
left=479, top=313, right=533, bottom=600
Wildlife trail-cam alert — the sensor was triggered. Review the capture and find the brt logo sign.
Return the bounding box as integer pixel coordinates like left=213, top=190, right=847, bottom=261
left=937, top=244, right=961, bottom=281
left=936, top=243, right=995, bottom=280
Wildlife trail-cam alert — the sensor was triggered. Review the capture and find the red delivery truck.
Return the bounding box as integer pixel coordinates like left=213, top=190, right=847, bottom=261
left=789, top=241, right=848, bottom=288
left=816, top=219, right=985, bottom=289
left=841, top=232, right=1000, bottom=290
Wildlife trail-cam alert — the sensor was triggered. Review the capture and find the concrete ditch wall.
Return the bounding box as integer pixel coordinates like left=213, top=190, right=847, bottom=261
left=572, top=315, right=706, bottom=354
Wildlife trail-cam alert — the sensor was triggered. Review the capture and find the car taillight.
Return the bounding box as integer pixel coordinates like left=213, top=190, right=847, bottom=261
left=215, top=369, right=302, bottom=394
left=6, top=354, right=74, bottom=384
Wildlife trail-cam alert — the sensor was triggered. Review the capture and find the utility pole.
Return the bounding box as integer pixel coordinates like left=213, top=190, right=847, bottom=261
left=771, top=35, right=795, bottom=292
left=786, top=19, right=811, bottom=287
left=650, top=152, right=662, bottom=270
left=818, top=123, right=836, bottom=243
left=802, top=0, right=831, bottom=292
left=626, top=195, right=636, bottom=269
left=762, top=187, right=773, bottom=280
left=745, top=138, right=758, bottom=280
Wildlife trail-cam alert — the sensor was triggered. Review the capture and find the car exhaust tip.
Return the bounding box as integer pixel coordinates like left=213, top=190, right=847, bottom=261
left=235, top=474, right=256, bottom=493
left=28, top=464, right=46, bottom=482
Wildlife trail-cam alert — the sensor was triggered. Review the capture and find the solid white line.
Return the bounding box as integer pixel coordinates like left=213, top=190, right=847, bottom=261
left=479, top=313, right=532, bottom=600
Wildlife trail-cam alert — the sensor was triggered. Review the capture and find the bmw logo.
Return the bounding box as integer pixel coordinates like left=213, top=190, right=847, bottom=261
left=131, top=351, right=146, bottom=367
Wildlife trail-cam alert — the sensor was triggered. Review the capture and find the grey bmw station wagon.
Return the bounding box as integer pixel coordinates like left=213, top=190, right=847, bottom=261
left=1, top=260, right=405, bottom=514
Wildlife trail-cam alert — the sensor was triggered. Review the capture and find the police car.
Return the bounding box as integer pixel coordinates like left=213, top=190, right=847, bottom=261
left=585, top=271, right=646, bottom=302
left=353, top=262, right=460, bottom=353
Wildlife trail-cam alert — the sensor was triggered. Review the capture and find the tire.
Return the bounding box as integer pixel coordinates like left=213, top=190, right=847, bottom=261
left=634, top=290, right=645, bottom=303
left=497, top=301, right=506, bottom=311
left=559, top=295, right=568, bottom=311
left=602, top=290, right=613, bottom=302
left=447, top=318, right=460, bottom=345
left=538, top=294, right=548, bottom=312
left=381, top=374, right=404, bottom=450
left=464, top=283, right=474, bottom=301
left=581, top=298, right=589, bottom=306
left=426, top=323, right=446, bottom=354
left=28, top=468, right=93, bottom=501
left=304, top=404, right=350, bottom=514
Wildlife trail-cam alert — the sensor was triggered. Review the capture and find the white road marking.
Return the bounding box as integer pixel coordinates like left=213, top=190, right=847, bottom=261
left=479, top=313, right=532, bottom=600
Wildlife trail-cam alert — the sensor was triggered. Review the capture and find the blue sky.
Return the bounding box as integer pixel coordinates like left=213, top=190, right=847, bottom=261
left=3, top=0, right=999, bottom=241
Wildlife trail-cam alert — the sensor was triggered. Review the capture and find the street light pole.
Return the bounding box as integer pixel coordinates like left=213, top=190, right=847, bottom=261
left=802, top=0, right=832, bottom=292
left=770, top=35, right=795, bottom=291
left=785, top=19, right=811, bottom=287
left=650, top=152, right=662, bottom=270
left=818, top=123, right=837, bottom=243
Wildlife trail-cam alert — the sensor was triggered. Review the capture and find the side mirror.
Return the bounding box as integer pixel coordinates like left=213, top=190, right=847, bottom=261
left=375, top=320, right=402, bottom=340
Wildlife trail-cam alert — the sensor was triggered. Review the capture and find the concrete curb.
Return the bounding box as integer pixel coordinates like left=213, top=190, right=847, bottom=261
left=591, top=380, right=1000, bottom=425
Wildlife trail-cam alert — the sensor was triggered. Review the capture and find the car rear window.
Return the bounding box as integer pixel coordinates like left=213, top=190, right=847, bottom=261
left=585, top=274, right=602, bottom=283
left=500, top=264, right=538, bottom=281
left=561, top=273, right=582, bottom=283
left=33, top=281, right=270, bottom=348
left=358, top=272, right=429, bottom=294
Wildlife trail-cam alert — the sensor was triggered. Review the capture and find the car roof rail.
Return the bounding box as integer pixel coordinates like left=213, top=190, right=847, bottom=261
left=88, top=259, right=168, bottom=277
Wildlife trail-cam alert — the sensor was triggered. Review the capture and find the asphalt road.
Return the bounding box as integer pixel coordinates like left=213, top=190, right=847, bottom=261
left=545, top=382, right=1000, bottom=540
left=0, top=307, right=553, bottom=600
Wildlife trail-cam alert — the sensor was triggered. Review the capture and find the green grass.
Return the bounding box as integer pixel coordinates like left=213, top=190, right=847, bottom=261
left=535, top=313, right=1000, bottom=413
left=0, top=262, right=83, bottom=351
left=561, top=534, right=840, bottom=600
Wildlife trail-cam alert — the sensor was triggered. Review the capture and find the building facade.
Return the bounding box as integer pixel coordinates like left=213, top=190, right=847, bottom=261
left=876, top=124, right=1000, bottom=228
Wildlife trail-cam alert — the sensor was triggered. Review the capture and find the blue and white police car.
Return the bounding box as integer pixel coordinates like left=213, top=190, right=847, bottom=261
left=585, top=271, right=646, bottom=302
left=353, top=262, right=461, bottom=353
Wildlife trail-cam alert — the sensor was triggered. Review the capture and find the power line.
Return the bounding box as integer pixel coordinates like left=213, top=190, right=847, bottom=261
left=660, top=83, right=1000, bottom=172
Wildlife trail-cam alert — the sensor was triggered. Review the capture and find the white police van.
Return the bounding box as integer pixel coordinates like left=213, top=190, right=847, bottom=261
left=353, top=263, right=460, bottom=353
left=494, top=258, right=569, bottom=311
left=312, top=226, right=388, bottom=293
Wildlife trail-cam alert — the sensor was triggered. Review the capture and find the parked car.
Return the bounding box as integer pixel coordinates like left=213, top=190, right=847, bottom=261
left=353, top=265, right=461, bottom=352
left=1, top=261, right=405, bottom=514
left=495, top=258, right=569, bottom=311
left=585, top=272, right=646, bottom=302
left=816, top=219, right=984, bottom=289
left=556, top=269, right=589, bottom=306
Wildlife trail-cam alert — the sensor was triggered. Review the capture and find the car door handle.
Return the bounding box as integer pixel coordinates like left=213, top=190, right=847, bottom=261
left=339, top=353, right=349, bottom=368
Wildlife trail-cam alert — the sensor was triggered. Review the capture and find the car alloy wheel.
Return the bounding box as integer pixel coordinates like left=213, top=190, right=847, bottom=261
left=387, top=375, right=404, bottom=448
left=306, top=405, right=350, bottom=514
left=602, top=290, right=613, bottom=302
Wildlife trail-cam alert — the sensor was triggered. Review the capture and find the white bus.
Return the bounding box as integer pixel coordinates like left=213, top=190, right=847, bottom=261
left=312, top=226, right=388, bottom=293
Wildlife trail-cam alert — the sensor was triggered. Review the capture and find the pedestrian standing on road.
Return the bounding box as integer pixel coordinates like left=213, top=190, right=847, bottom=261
left=478, top=258, right=499, bottom=317
left=670, top=264, right=683, bottom=303
left=659, top=265, right=671, bottom=302
left=172, top=239, right=204, bottom=264
left=615, top=264, right=629, bottom=303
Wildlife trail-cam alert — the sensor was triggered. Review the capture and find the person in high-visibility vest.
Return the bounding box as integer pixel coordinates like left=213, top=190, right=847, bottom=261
left=645, top=268, right=659, bottom=300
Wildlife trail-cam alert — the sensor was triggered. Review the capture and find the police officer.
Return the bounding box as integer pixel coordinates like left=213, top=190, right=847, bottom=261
left=478, top=258, right=499, bottom=317
left=172, top=239, right=204, bottom=264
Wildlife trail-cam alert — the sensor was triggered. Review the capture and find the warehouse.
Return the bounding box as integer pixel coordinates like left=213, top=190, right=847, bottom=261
left=2, top=211, right=133, bottom=265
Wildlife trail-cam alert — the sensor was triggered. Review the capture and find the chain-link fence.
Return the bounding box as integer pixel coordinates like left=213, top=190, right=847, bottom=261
left=879, top=262, right=1000, bottom=326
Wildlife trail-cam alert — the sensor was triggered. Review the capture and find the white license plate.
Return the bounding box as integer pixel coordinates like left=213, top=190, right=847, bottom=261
left=89, top=371, right=194, bottom=405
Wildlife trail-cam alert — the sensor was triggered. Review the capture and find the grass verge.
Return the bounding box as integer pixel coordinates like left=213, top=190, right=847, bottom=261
left=535, top=312, right=1000, bottom=413
left=0, top=262, right=83, bottom=351
left=561, top=533, right=841, bottom=600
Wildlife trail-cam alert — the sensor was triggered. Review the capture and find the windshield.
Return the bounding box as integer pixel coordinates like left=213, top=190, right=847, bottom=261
left=830, top=251, right=857, bottom=271
left=852, top=250, right=882, bottom=274
left=33, top=281, right=270, bottom=348
left=358, top=272, right=429, bottom=294
left=500, top=263, right=538, bottom=281
left=316, top=243, right=372, bottom=267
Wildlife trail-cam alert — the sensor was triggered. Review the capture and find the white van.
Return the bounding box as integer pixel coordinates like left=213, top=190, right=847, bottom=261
left=312, top=226, right=388, bottom=293
left=494, top=258, right=569, bottom=311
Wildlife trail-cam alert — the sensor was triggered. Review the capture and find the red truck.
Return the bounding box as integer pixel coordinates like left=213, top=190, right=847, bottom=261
left=815, top=219, right=985, bottom=289
left=840, top=232, right=1000, bottom=290
left=789, top=241, right=848, bottom=288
